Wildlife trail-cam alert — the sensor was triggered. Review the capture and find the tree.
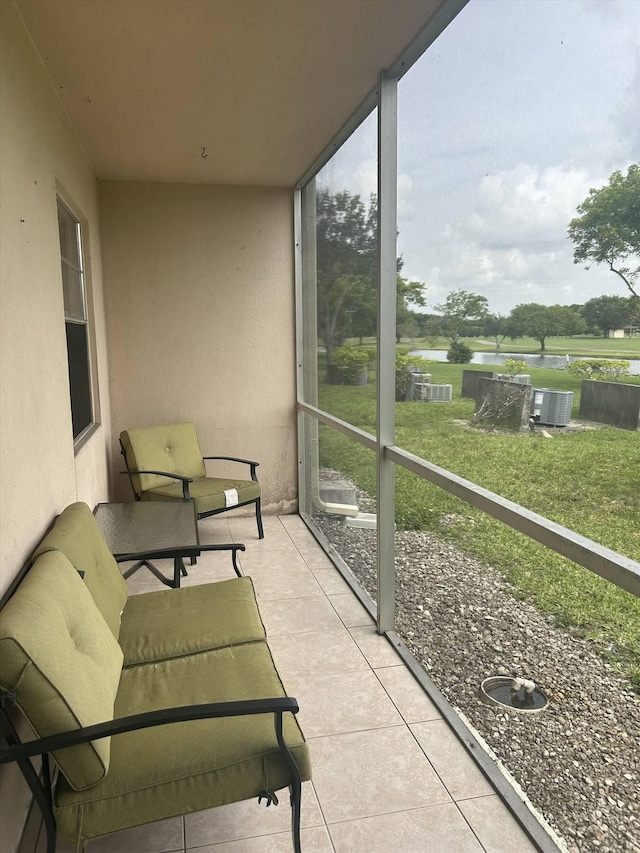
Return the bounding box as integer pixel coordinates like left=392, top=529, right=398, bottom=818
left=396, top=276, right=426, bottom=342
left=316, top=189, right=377, bottom=363
left=553, top=305, right=587, bottom=337
left=483, top=314, right=509, bottom=349
left=507, top=303, right=586, bottom=350
left=507, top=303, right=561, bottom=351
left=316, top=189, right=426, bottom=359
left=434, top=290, right=489, bottom=345
left=568, top=163, right=640, bottom=298
left=581, top=295, right=634, bottom=337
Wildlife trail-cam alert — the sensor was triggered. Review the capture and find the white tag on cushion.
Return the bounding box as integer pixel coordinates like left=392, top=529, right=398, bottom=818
left=224, top=488, right=239, bottom=507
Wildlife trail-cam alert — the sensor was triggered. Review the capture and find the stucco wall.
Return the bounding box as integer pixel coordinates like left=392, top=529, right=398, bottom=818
left=0, top=3, right=112, bottom=850
left=99, top=181, right=297, bottom=514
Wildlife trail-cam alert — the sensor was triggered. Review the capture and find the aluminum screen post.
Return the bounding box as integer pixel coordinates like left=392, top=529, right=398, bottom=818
left=376, top=70, right=398, bottom=634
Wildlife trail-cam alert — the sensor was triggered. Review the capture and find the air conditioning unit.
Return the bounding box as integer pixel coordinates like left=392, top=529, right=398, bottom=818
left=422, top=383, right=453, bottom=402
left=496, top=373, right=531, bottom=385
left=409, top=373, right=432, bottom=400
left=530, top=388, right=574, bottom=427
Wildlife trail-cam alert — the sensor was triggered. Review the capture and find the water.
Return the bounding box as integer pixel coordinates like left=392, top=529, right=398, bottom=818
left=408, top=349, right=640, bottom=375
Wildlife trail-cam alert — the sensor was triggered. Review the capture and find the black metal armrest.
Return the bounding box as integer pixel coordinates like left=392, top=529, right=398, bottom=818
left=120, top=469, right=194, bottom=499
left=202, top=456, right=260, bottom=481
left=0, top=697, right=299, bottom=765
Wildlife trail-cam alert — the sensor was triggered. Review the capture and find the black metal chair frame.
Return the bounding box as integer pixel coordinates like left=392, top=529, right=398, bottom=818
left=0, top=692, right=303, bottom=853
left=120, top=441, right=264, bottom=540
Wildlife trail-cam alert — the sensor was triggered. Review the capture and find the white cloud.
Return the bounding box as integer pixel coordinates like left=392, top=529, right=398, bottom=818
left=462, top=164, right=596, bottom=250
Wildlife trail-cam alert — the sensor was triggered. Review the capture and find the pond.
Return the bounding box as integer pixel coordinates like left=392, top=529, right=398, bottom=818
left=408, top=349, right=640, bottom=375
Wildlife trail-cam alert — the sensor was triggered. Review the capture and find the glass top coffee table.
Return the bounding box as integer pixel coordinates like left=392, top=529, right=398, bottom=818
left=94, top=501, right=244, bottom=588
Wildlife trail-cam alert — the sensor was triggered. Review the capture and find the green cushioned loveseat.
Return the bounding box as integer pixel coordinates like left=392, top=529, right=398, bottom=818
left=0, top=503, right=310, bottom=853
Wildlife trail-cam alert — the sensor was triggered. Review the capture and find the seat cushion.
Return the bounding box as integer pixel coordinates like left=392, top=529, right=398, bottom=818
left=119, top=577, right=266, bottom=667
left=142, top=476, right=261, bottom=515
left=34, top=502, right=128, bottom=639
left=0, top=551, right=123, bottom=791
left=53, top=643, right=311, bottom=842
left=120, top=422, right=207, bottom=494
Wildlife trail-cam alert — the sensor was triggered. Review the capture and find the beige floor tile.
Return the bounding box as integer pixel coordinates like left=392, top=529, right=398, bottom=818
left=268, top=628, right=369, bottom=680
left=285, top=528, right=324, bottom=550
left=184, top=784, right=322, bottom=848
left=247, top=562, right=324, bottom=602
left=287, top=669, right=403, bottom=737
left=307, top=567, right=352, bottom=596
left=327, top=593, right=375, bottom=627
left=348, top=625, right=401, bottom=668
left=277, top=513, right=309, bottom=532
left=374, top=665, right=441, bottom=724
left=187, top=825, right=333, bottom=852
left=296, top=548, right=336, bottom=570
left=224, top=517, right=274, bottom=543
left=457, top=795, right=539, bottom=852
left=328, top=802, right=485, bottom=853
left=259, top=596, right=345, bottom=637
left=239, top=546, right=309, bottom=573
left=310, top=726, right=451, bottom=823
left=410, top=720, right=494, bottom=801
left=243, top=531, right=306, bottom=566
left=196, top=518, right=233, bottom=544
left=54, top=818, right=184, bottom=853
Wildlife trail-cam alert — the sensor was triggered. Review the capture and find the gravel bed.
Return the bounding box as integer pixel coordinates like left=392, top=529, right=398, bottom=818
left=314, top=470, right=640, bottom=853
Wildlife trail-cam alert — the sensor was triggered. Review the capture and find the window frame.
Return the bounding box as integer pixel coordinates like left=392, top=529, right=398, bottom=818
left=56, top=193, right=100, bottom=449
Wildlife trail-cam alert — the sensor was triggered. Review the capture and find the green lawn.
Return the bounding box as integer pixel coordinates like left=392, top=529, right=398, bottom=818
left=317, top=364, right=640, bottom=686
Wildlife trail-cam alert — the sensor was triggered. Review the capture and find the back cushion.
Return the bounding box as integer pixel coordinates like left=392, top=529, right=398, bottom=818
left=34, top=502, right=127, bottom=639
left=0, top=550, right=123, bottom=790
left=120, top=422, right=207, bottom=494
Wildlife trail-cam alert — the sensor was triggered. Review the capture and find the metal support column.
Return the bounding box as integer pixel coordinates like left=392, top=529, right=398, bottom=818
left=376, top=70, right=398, bottom=634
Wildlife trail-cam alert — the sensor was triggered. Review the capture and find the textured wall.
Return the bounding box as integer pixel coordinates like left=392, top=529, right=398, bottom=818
left=99, top=181, right=297, bottom=513
left=579, top=380, right=640, bottom=430
left=0, top=4, right=112, bottom=849
left=0, top=2, right=112, bottom=590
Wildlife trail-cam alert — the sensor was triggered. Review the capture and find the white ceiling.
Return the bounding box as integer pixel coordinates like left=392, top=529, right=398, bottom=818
left=16, top=0, right=445, bottom=187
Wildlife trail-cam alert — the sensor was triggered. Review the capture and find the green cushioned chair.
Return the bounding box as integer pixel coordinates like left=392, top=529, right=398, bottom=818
left=34, top=502, right=267, bottom=666
left=0, top=550, right=310, bottom=853
left=120, top=422, right=264, bottom=539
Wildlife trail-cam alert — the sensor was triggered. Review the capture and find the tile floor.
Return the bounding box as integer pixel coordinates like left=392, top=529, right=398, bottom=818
left=39, top=514, right=539, bottom=853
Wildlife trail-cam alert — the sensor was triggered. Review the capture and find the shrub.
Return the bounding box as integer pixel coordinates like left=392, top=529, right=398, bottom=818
left=566, top=359, right=630, bottom=382
left=395, top=353, right=433, bottom=401
left=332, top=346, right=374, bottom=383
left=503, top=358, right=528, bottom=376
left=446, top=341, right=474, bottom=363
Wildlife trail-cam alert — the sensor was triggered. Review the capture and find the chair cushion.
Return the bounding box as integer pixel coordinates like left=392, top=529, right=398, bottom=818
left=34, top=502, right=128, bottom=639
left=120, top=423, right=207, bottom=494
left=119, top=577, right=266, bottom=667
left=53, top=643, right=311, bottom=842
left=142, top=476, right=261, bottom=515
left=0, top=551, right=123, bottom=791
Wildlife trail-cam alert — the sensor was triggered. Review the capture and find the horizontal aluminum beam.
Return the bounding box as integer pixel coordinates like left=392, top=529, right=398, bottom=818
left=386, top=444, right=640, bottom=598
left=295, top=404, right=639, bottom=598
left=296, top=402, right=378, bottom=452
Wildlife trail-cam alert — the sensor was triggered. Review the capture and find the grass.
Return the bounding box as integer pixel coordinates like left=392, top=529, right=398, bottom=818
left=317, top=362, right=640, bottom=686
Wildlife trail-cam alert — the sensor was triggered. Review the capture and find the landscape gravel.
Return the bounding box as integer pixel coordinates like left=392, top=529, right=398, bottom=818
left=314, top=470, right=640, bottom=853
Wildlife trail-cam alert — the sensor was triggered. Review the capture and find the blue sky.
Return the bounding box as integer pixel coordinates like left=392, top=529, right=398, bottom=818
left=319, top=0, right=640, bottom=316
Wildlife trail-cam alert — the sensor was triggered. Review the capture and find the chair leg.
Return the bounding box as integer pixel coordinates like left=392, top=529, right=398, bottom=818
left=255, top=497, right=264, bottom=539
left=290, top=781, right=302, bottom=853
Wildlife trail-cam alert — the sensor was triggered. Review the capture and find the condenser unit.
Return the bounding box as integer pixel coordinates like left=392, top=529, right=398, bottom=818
left=409, top=373, right=432, bottom=400
left=530, top=388, right=573, bottom=427
left=496, top=373, right=531, bottom=385
left=423, top=383, right=453, bottom=402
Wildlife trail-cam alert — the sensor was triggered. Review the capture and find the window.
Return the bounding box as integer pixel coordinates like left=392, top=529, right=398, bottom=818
left=57, top=199, right=94, bottom=441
